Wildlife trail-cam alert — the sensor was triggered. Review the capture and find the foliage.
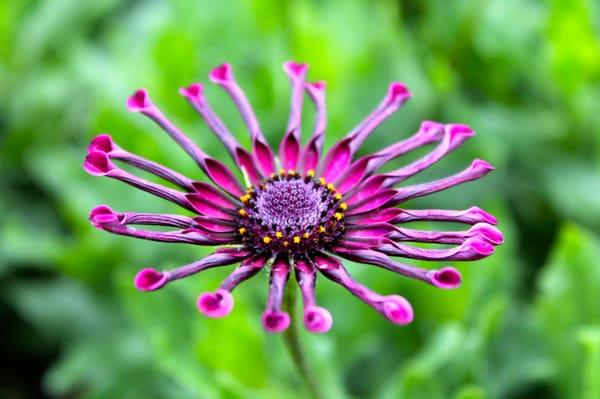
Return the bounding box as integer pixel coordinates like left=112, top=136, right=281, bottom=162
left=1, top=0, right=599, bottom=398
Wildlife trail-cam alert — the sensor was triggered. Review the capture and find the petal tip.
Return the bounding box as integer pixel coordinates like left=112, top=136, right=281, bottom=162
left=84, top=151, right=114, bottom=176
left=89, top=205, right=119, bottom=227
left=261, top=310, right=291, bottom=333
left=430, top=267, right=462, bottom=289
left=303, top=306, right=333, bottom=333
left=383, top=295, right=414, bottom=325
left=471, top=223, right=504, bottom=245
left=210, top=63, right=233, bottom=82
left=468, top=206, right=498, bottom=225
left=386, top=82, right=412, bottom=104
left=179, top=83, right=204, bottom=100
left=283, top=61, right=309, bottom=77
left=88, top=134, right=115, bottom=154
left=197, top=289, right=234, bottom=318
left=126, top=89, right=152, bottom=112
left=134, top=268, right=169, bottom=291
left=471, top=159, right=495, bottom=173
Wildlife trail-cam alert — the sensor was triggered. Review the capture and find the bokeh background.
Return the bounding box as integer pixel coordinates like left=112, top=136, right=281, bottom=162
left=2, top=0, right=600, bottom=398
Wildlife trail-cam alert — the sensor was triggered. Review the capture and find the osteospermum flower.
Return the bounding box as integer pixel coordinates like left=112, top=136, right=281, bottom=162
left=84, top=62, right=503, bottom=333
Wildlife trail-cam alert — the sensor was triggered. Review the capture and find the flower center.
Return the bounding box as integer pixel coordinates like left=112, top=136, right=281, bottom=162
left=236, top=170, right=346, bottom=254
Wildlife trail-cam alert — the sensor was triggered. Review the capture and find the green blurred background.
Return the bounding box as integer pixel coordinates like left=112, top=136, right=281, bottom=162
left=2, top=0, right=600, bottom=398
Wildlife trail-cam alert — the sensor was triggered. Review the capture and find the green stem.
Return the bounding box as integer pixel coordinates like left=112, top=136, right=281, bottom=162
left=282, top=285, right=324, bottom=399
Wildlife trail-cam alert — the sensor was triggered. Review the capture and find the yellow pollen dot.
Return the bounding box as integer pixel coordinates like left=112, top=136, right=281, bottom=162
left=319, top=177, right=326, bottom=186
left=334, top=212, right=343, bottom=220
left=339, top=202, right=348, bottom=210
left=327, top=183, right=335, bottom=191
left=240, top=194, right=250, bottom=203
left=307, top=169, right=315, bottom=177
left=283, top=241, right=289, bottom=247
left=269, top=173, right=276, bottom=179
left=334, top=193, right=342, bottom=200
left=303, top=232, right=310, bottom=239
left=263, top=236, right=272, bottom=244
left=288, top=169, right=296, bottom=176
left=319, top=226, right=326, bottom=233
left=238, top=227, right=247, bottom=235
left=279, top=168, right=286, bottom=175
left=238, top=209, right=247, bottom=216
left=275, top=231, right=283, bottom=239
left=293, top=236, right=301, bottom=244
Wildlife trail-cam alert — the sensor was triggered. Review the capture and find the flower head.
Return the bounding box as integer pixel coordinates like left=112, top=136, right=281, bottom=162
left=84, top=62, right=502, bottom=333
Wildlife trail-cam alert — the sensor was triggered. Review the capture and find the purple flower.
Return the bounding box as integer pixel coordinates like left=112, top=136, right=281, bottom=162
left=84, top=62, right=503, bottom=334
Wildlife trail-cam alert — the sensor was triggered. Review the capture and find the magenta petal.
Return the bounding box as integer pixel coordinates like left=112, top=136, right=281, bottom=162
left=382, top=295, right=414, bottom=325
left=193, top=216, right=235, bottom=232
left=301, top=137, right=321, bottom=173
left=320, top=138, right=352, bottom=182
left=84, top=151, right=115, bottom=176
left=235, top=147, right=262, bottom=184
left=134, top=268, right=170, bottom=291
left=335, top=155, right=379, bottom=194
left=191, top=181, right=238, bottom=209
left=261, top=310, right=291, bottom=333
left=279, top=130, right=301, bottom=170
left=197, top=289, right=234, bottom=318
left=204, top=158, right=244, bottom=197
left=429, top=267, right=462, bottom=289
left=88, top=134, right=115, bottom=153
left=126, top=89, right=152, bottom=112
left=347, top=189, right=397, bottom=215
left=346, top=208, right=403, bottom=225
left=253, top=138, right=276, bottom=176
left=303, top=306, right=333, bottom=333
left=185, top=193, right=234, bottom=220
left=345, top=223, right=396, bottom=239
left=346, top=175, right=388, bottom=205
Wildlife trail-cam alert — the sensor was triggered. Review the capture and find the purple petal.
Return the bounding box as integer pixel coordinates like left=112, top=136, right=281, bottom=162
left=89, top=134, right=195, bottom=191
left=379, top=123, right=475, bottom=188
left=389, top=223, right=503, bottom=245
left=197, top=289, right=234, bottom=318
left=377, top=237, right=495, bottom=261
left=262, top=256, right=291, bottom=333
left=391, top=159, right=495, bottom=204
left=300, top=81, right=327, bottom=173
left=294, top=258, right=333, bottom=333
left=283, top=61, right=308, bottom=134
left=180, top=83, right=263, bottom=184
left=219, top=255, right=267, bottom=292
left=333, top=247, right=460, bottom=290
left=126, top=89, right=209, bottom=168
left=312, top=252, right=413, bottom=325
left=391, top=206, right=498, bottom=225
left=209, top=63, right=265, bottom=141
left=346, top=82, right=412, bottom=154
